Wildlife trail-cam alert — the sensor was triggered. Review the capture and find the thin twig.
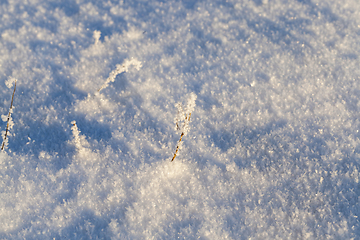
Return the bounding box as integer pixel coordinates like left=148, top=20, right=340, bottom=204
left=1, top=80, right=17, bottom=151
left=171, top=113, right=191, bottom=162
left=171, top=132, right=184, bottom=162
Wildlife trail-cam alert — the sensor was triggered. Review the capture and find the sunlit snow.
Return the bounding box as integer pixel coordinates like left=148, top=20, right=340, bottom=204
left=1, top=0, right=360, bottom=239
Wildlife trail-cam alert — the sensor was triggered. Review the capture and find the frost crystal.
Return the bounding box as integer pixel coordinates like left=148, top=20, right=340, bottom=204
left=1, top=115, right=7, bottom=122
left=71, top=120, right=82, bottom=151
left=185, top=92, right=197, bottom=115
left=93, top=30, right=101, bottom=45
left=1, top=130, right=8, bottom=150
left=5, top=77, right=16, bottom=89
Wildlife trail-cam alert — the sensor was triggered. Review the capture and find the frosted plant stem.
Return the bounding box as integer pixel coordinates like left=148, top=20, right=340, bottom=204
left=1, top=80, right=16, bottom=151
left=171, top=132, right=184, bottom=162
left=97, top=58, right=142, bottom=93
left=171, top=113, right=191, bottom=162
left=171, top=93, right=196, bottom=162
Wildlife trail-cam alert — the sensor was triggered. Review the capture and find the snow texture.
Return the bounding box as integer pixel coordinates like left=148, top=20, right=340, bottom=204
left=1, top=0, right=360, bottom=239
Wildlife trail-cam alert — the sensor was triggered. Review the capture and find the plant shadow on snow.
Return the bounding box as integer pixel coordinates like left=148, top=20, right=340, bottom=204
left=73, top=115, right=113, bottom=143
left=8, top=76, right=111, bottom=171
left=102, top=74, right=169, bottom=154
left=10, top=121, right=73, bottom=168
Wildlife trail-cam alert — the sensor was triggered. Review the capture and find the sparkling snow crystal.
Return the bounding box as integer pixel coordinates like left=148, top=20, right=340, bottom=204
left=93, top=30, right=101, bottom=45
left=71, top=120, right=82, bottom=152
left=5, top=77, right=16, bottom=89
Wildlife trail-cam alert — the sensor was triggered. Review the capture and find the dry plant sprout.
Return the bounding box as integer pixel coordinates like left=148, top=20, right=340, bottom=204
left=171, top=93, right=197, bottom=162
left=1, top=79, right=17, bottom=151
left=96, top=58, right=142, bottom=94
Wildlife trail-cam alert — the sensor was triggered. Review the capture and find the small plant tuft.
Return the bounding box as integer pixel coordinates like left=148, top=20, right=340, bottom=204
left=171, top=92, right=197, bottom=162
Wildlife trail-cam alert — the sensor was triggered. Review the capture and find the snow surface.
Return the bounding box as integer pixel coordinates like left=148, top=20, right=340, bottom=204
left=1, top=0, right=360, bottom=239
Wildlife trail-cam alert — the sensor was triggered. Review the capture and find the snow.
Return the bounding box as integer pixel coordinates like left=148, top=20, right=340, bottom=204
left=1, top=0, right=360, bottom=239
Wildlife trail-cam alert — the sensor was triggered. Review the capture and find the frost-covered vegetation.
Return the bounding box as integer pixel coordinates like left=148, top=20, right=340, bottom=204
left=1, top=0, right=360, bottom=239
